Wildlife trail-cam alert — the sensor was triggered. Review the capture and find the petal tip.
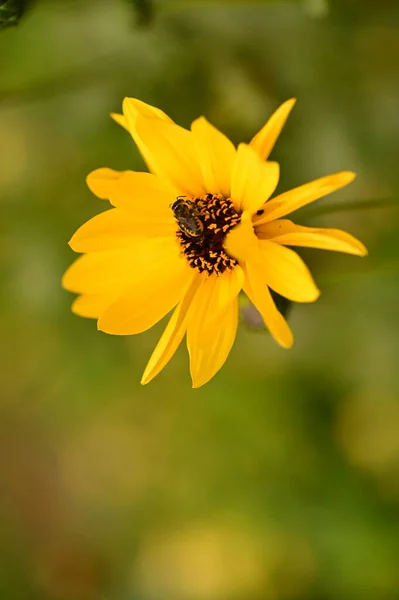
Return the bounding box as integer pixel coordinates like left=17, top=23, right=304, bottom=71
left=68, top=230, right=86, bottom=253
left=122, top=96, right=134, bottom=107
left=86, top=168, right=125, bottom=199
left=344, top=233, right=368, bottom=257
left=191, top=377, right=206, bottom=389
left=341, top=170, right=357, bottom=184
left=96, top=316, right=110, bottom=334
left=110, top=112, right=128, bottom=131
left=67, top=235, right=76, bottom=251
left=70, top=295, right=91, bottom=318
left=269, top=160, right=280, bottom=180
left=140, top=366, right=159, bottom=386
left=96, top=320, right=119, bottom=335
left=191, top=115, right=207, bottom=129
left=61, top=268, right=73, bottom=292
left=86, top=169, right=108, bottom=198
left=122, top=97, right=138, bottom=123
left=313, top=288, right=321, bottom=302
left=85, top=171, right=95, bottom=189
left=278, top=328, right=294, bottom=348
left=307, top=284, right=321, bottom=303
left=345, top=235, right=367, bottom=257
left=140, top=363, right=154, bottom=386
left=281, top=337, right=294, bottom=349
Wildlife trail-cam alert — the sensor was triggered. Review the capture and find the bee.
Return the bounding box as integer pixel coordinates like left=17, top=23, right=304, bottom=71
left=171, top=197, right=204, bottom=238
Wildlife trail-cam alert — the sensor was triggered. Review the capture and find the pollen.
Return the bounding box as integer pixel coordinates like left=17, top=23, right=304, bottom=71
left=176, top=194, right=241, bottom=275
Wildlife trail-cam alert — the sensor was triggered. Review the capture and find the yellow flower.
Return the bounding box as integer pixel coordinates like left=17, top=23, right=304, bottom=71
left=63, top=98, right=367, bottom=388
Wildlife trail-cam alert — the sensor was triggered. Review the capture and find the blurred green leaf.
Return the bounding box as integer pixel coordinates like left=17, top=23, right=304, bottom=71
left=302, top=197, right=398, bottom=219
left=0, top=0, right=29, bottom=30
left=129, top=0, right=153, bottom=26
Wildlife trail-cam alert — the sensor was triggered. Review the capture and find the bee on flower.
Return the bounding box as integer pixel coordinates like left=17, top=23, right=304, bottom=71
left=63, top=98, right=367, bottom=387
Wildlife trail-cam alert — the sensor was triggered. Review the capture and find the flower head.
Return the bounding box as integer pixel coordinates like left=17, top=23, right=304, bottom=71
left=63, top=98, right=367, bottom=387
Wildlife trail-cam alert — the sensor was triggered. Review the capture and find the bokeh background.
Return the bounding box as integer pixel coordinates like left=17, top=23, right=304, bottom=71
left=1, top=0, right=399, bottom=598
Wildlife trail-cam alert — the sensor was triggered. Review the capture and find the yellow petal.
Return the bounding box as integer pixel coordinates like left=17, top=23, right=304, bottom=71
left=63, top=250, right=137, bottom=295
left=72, top=293, right=118, bottom=319
left=256, top=219, right=368, bottom=256
left=97, top=252, right=192, bottom=335
left=62, top=237, right=181, bottom=295
left=135, top=115, right=206, bottom=197
left=85, top=170, right=177, bottom=236
left=123, top=97, right=174, bottom=124
left=231, top=143, right=280, bottom=213
left=188, top=298, right=239, bottom=388
left=141, top=274, right=201, bottom=385
left=122, top=98, right=174, bottom=175
left=109, top=171, right=175, bottom=214
left=224, top=217, right=260, bottom=264
left=87, top=169, right=175, bottom=211
left=258, top=240, right=320, bottom=303
left=110, top=112, right=129, bottom=131
left=250, top=98, right=296, bottom=160
left=69, top=208, right=175, bottom=252
left=191, top=116, right=236, bottom=197
left=86, top=168, right=126, bottom=200
left=243, top=261, right=293, bottom=348
left=189, top=267, right=244, bottom=341
left=256, top=172, right=356, bottom=224
left=186, top=270, right=243, bottom=388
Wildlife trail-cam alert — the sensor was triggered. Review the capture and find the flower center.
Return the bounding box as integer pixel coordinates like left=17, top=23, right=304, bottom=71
left=172, top=193, right=241, bottom=275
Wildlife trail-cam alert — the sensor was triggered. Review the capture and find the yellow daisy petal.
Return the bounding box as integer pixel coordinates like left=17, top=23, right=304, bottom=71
left=97, top=254, right=191, bottom=335
left=255, top=172, right=356, bottom=224
left=63, top=249, right=138, bottom=295
left=243, top=261, right=293, bottom=348
left=122, top=98, right=204, bottom=196
left=62, top=237, right=181, bottom=295
left=122, top=98, right=174, bottom=175
left=224, top=217, right=260, bottom=264
left=256, top=219, right=368, bottom=256
left=189, top=266, right=244, bottom=339
left=250, top=98, right=296, bottom=160
left=69, top=208, right=175, bottom=252
left=191, top=116, right=236, bottom=197
left=134, top=115, right=206, bottom=197
left=231, top=143, right=280, bottom=213
left=259, top=240, right=320, bottom=303
left=108, top=172, right=175, bottom=214
left=86, top=170, right=175, bottom=211
left=186, top=269, right=243, bottom=388
left=141, top=274, right=201, bottom=385
left=188, top=298, right=239, bottom=389
left=86, top=168, right=126, bottom=200
left=72, top=293, right=118, bottom=319
left=123, top=97, right=174, bottom=124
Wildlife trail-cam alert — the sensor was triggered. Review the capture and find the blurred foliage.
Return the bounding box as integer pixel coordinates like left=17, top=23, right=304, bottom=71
left=129, top=0, right=154, bottom=26
left=1, top=1, right=399, bottom=600
left=0, top=0, right=30, bottom=30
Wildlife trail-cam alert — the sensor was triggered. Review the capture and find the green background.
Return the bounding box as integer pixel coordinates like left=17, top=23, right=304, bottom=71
left=1, top=1, right=399, bottom=598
